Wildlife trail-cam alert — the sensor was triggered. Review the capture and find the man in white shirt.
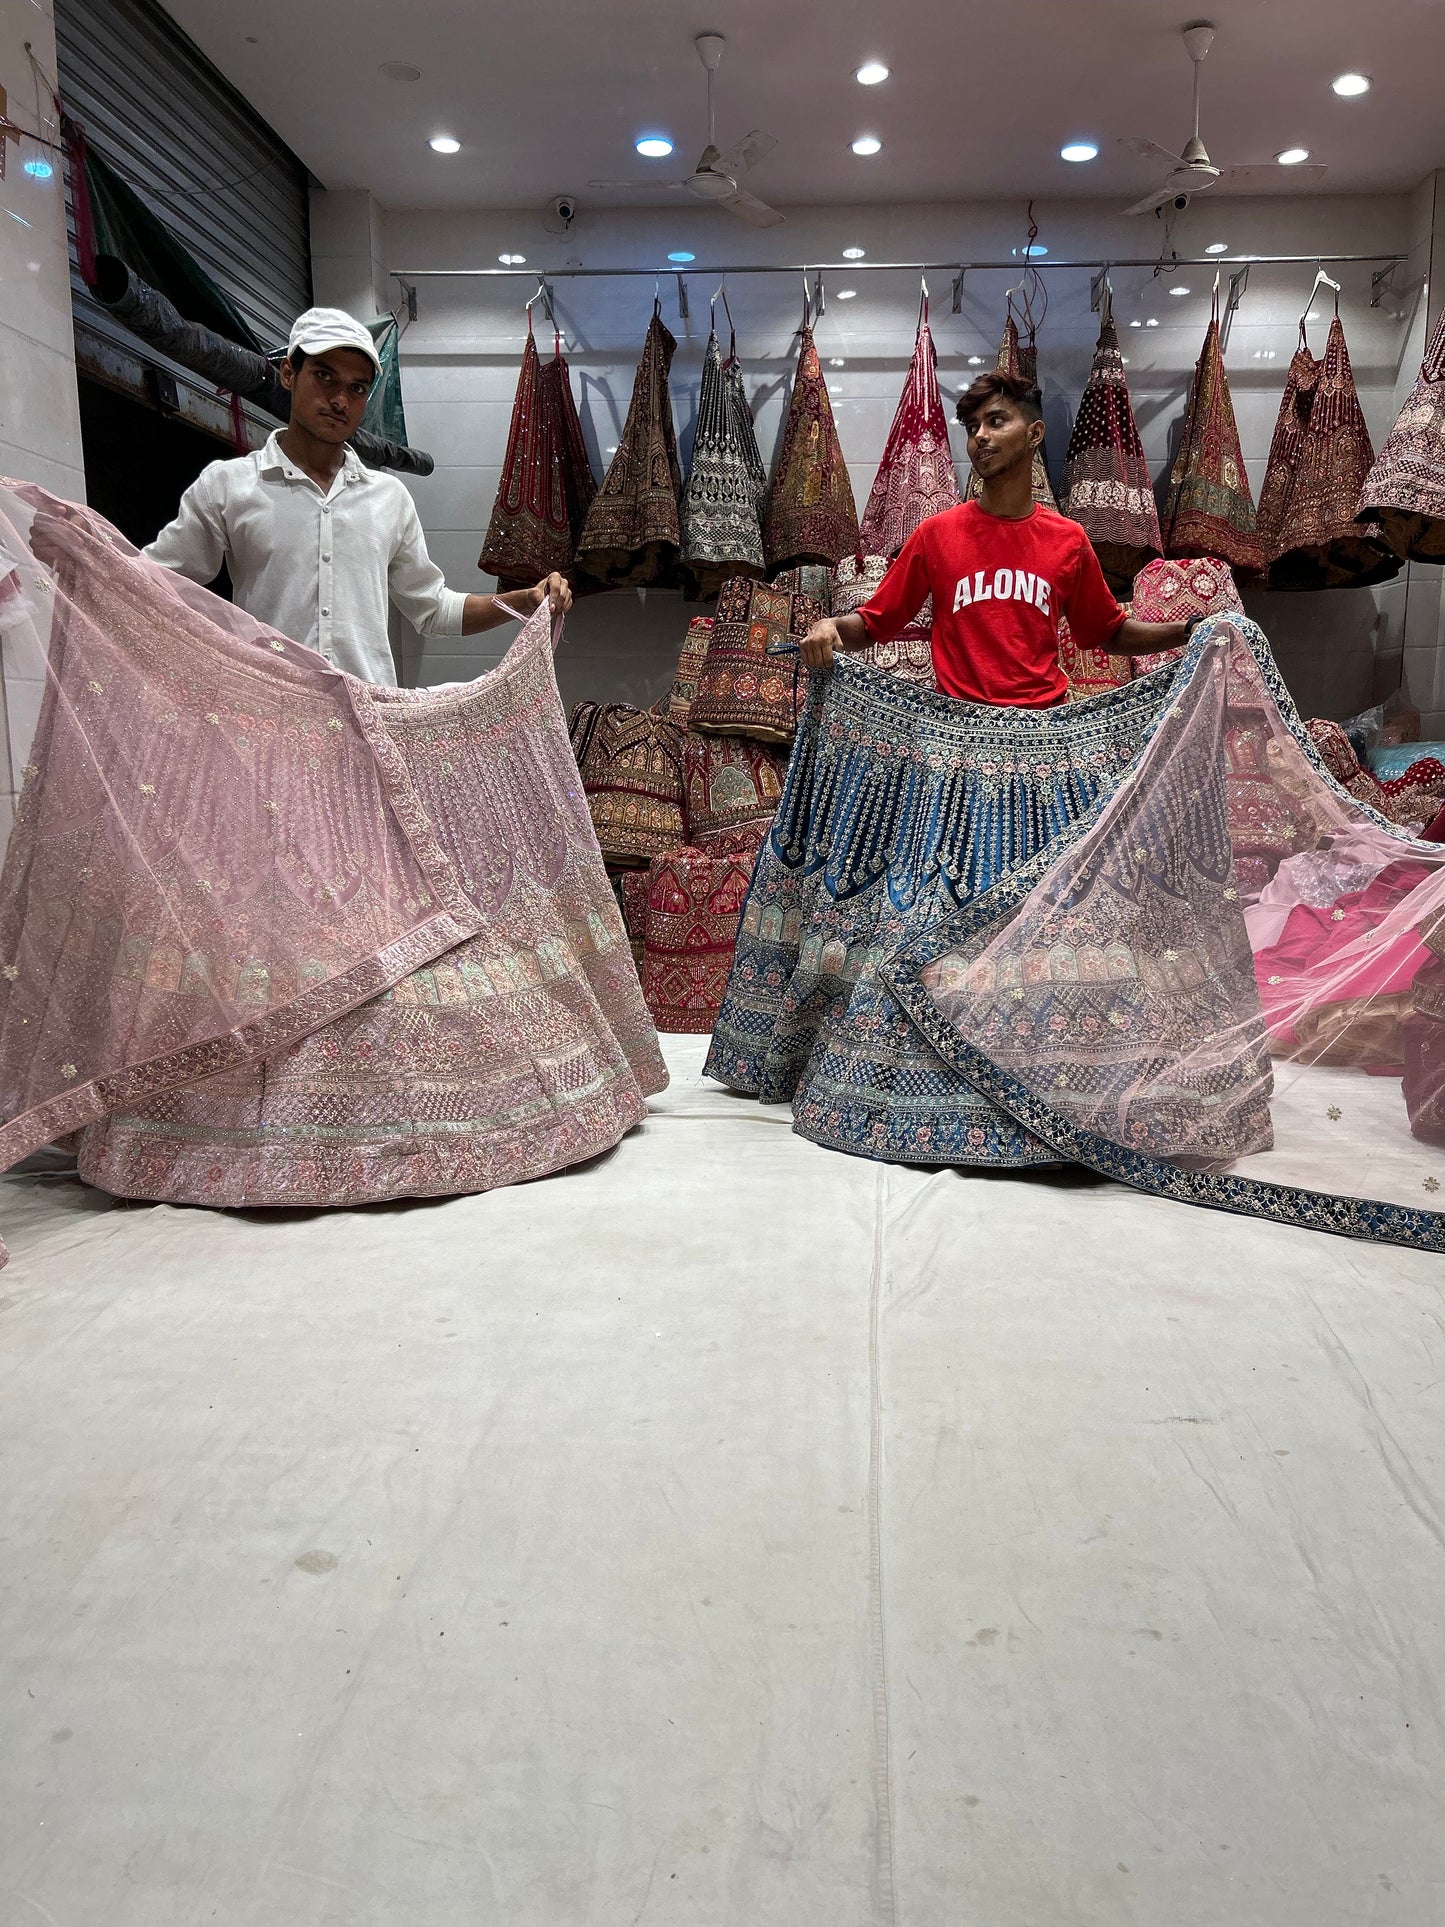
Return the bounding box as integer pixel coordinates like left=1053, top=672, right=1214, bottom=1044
left=145, top=306, right=571, bottom=684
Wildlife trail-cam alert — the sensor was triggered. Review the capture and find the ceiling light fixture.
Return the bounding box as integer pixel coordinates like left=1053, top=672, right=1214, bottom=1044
left=1011, top=243, right=1048, bottom=258
left=837, top=289, right=858, bottom=299
left=1145, top=317, right=1159, bottom=327
left=636, top=135, right=674, bottom=158
left=428, top=135, right=461, bottom=154
left=851, top=135, right=882, bottom=156
left=1331, top=72, right=1370, bottom=97
left=667, top=250, right=695, bottom=263
left=829, top=357, right=846, bottom=367
left=22, top=157, right=53, bottom=178
left=842, top=246, right=866, bottom=259
left=1169, top=284, right=1190, bottom=296
left=498, top=253, right=526, bottom=265
left=379, top=61, right=422, bottom=81
left=1129, top=319, right=1142, bottom=328
left=1060, top=142, right=1098, bottom=163
left=855, top=62, right=890, bottom=85
left=967, top=355, right=984, bottom=365
left=1205, top=241, right=1230, bottom=254
left=1276, top=147, right=1310, bottom=165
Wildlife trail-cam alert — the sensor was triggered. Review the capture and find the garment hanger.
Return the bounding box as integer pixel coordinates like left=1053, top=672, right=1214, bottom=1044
left=1304, top=262, right=1342, bottom=325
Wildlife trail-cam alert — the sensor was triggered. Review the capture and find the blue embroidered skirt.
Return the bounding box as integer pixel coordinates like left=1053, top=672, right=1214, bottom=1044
left=704, top=655, right=1171, bottom=1165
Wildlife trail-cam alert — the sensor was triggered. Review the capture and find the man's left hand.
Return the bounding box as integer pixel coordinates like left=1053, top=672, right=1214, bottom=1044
left=530, top=573, right=573, bottom=618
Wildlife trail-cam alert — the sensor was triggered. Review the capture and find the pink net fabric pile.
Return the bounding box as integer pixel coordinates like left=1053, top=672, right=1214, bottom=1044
left=886, top=615, right=1445, bottom=1250
left=0, top=482, right=665, bottom=1255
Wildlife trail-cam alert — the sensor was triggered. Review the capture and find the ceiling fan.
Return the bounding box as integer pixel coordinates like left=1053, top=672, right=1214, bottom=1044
left=1118, top=20, right=1327, bottom=217
left=588, top=32, right=784, bottom=229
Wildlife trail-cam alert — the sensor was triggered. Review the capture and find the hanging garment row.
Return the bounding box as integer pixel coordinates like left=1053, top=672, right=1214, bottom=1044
left=476, top=286, right=1445, bottom=598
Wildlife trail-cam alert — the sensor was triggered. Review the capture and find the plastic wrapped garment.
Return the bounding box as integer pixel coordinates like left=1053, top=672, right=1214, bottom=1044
left=709, top=613, right=1445, bottom=1250
left=0, top=483, right=666, bottom=1253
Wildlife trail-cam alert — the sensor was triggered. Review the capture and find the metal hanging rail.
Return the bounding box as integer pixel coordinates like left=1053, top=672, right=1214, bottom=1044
left=390, top=252, right=1406, bottom=282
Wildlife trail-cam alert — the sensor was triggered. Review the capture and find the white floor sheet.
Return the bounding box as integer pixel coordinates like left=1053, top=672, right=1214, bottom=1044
left=1, top=1034, right=1443, bottom=1925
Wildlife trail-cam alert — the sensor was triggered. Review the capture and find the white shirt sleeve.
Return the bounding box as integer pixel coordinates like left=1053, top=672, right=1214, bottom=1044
left=387, top=494, right=467, bottom=638
left=143, top=467, right=228, bottom=582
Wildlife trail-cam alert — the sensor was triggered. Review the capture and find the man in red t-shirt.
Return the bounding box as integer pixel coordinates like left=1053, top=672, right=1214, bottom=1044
left=801, top=371, right=1191, bottom=705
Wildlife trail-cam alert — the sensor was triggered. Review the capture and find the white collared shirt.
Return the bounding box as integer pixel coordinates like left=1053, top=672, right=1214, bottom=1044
left=144, top=430, right=466, bottom=684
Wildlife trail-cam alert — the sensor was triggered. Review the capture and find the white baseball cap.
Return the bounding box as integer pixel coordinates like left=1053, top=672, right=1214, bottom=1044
left=286, top=306, right=382, bottom=376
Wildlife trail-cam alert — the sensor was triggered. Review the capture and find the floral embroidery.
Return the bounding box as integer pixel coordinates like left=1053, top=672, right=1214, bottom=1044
left=1326, top=1106, right=1342, bottom=1121
left=1426, top=1177, right=1441, bottom=1194
left=140, top=783, right=156, bottom=796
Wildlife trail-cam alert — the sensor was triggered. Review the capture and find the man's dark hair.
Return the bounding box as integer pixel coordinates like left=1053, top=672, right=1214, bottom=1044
left=956, top=370, right=1043, bottom=428
left=286, top=348, right=309, bottom=372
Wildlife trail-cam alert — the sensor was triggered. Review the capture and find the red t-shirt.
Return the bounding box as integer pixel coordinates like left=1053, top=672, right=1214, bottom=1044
left=857, top=500, right=1126, bottom=706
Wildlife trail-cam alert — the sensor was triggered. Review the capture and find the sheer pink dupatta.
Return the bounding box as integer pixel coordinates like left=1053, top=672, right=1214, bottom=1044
left=0, top=482, right=484, bottom=1245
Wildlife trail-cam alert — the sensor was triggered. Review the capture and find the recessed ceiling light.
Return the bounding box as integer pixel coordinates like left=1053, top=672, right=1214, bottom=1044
left=379, top=61, right=422, bottom=81
left=1169, top=285, right=1190, bottom=296
left=1331, top=72, right=1370, bottom=97
left=851, top=136, right=882, bottom=156
left=837, top=289, right=858, bottom=300
left=855, top=62, right=890, bottom=85
left=842, top=246, right=866, bottom=259
left=1011, top=243, right=1048, bottom=258
left=22, top=157, right=53, bottom=178
left=1060, top=142, right=1098, bottom=163
left=636, top=136, right=674, bottom=158
left=1205, top=241, right=1230, bottom=254
left=1129, top=319, right=1142, bottom=328
left=498, top=253, right=526, bottom=265
left=1276, top=147, right=1310, bottom=165
left=429, top=135, right=461, bottom=154
left=1145, top=317, right=1159, bottom=327
left=667, top=250, right=695, bottom=263
left=1252, top=349, right=1278, bottom=360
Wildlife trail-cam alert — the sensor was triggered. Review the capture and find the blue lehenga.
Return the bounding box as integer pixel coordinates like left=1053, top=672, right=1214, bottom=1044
left=705, top=654, right=1179, bottom=1165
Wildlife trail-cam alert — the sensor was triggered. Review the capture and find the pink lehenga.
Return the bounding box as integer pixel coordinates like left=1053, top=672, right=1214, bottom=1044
left=0, top=483, right=666, bottom=1253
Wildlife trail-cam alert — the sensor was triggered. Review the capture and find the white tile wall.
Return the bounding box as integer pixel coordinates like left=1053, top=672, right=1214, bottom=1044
left=367, top=189, right=1445, bottom=728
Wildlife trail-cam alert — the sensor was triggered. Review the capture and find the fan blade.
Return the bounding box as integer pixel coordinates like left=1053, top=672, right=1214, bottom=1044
left=1119, top=136, right=1188, bottom=168
left=720, top=186, right=786, bottom=230
left=1214, top=163, right=1329, bottom=190
left=588, top=178, right=687, bottom=190
left=1121, top=187, right=1174, bottom=218
left=712, top=129, right=777, bottom=177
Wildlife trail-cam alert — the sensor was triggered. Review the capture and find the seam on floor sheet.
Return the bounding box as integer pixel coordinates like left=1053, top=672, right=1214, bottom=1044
left=868, top=1166, right=899, bottom=1927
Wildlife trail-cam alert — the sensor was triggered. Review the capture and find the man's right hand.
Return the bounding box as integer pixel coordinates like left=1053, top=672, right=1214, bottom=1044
left=800, top=617, right=842, bottom=672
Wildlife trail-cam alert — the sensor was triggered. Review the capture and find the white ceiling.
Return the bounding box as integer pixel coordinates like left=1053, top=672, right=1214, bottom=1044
left=166, top=0, right=1445, bottom=211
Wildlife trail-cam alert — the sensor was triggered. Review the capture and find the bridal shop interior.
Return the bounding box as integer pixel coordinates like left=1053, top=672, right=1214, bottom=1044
left=3, top=0, right=1445, bottom=1920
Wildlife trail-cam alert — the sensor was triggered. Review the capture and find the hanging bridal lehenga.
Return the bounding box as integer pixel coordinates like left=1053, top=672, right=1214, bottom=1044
left=1061, top=291, right=1163, bottom=593
left=1161, top=296, right=1265, bottom=576
left=763, top=302, right=860, bottom=572
left=1254, top=292, right=1399, bottom=589
left=480, top=314, right=598, bottom=590
left=575, top=302, right=684, bottom=587
left=679, top=296, right=768, bottom=599
left=964, top=293, right=1057, bottom=511
left=1356, top=304, right=1445, bottom=563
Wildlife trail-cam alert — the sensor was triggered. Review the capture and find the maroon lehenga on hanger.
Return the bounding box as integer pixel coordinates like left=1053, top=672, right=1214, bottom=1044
left=1255, top=308, right=1399, bottom=589
left=480, top=317, right=598, bottom=590
left=964, top=308, right=1056, bottom=510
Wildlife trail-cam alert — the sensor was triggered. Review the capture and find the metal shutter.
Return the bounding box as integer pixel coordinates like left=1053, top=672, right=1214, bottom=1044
left=54, top=0, right=310, bottom=359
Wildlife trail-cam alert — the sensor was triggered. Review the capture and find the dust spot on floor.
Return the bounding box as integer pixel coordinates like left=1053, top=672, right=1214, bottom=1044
left=295, top=1550, right=340, bottom=1575
left=1135, top=1628, right=1163, bottom=1641
left=50, top=1728, right=72, bottom=1744
left=963, top=1795, right=980, bottom=1808
left=968, top=1628, right=999, bottom=1646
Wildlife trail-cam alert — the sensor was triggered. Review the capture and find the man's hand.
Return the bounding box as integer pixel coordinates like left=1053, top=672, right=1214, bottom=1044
left=528, top=572, right=573, bottom=618
left=800, top=617, right=842, bottom=672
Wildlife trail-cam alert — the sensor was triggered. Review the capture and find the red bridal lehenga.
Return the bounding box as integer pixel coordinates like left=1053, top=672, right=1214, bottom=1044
left=0, top=483, right=666, bottom=1257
